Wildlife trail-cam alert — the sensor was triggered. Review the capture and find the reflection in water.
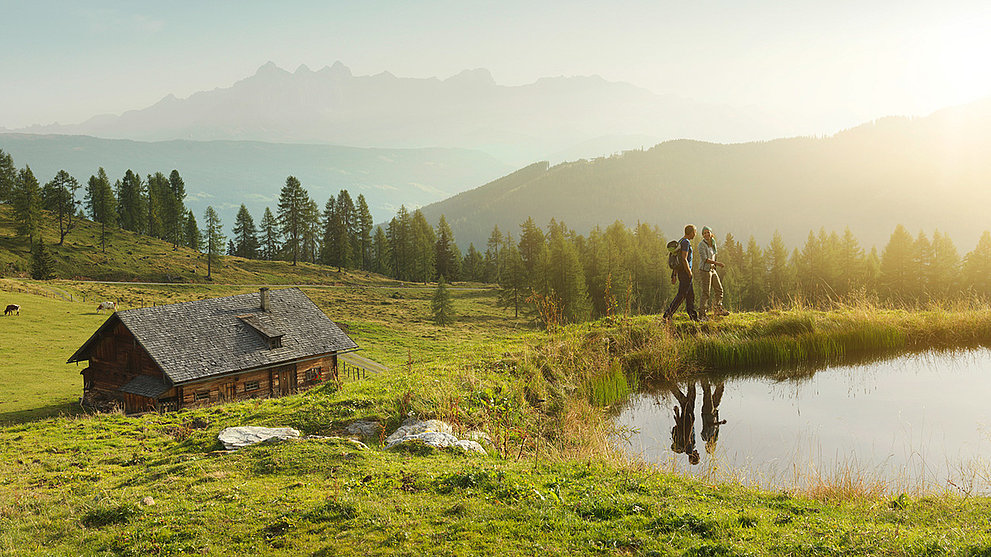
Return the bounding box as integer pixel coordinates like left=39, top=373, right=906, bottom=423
left=616, top=349, right=991, bottom=493
left=701, top=379, right=727, bottom=455
left=669, top=383, right=699, bottom=465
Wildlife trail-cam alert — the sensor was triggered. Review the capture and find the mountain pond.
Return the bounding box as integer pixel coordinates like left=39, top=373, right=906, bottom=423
left=613, top=348, right=991, bottom=494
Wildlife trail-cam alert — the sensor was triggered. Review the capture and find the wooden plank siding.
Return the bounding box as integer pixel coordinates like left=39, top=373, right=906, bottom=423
left=175, top=353, right=339, bottom=410
left=81, top=322, right=341, bottom=413
left=81, top=322, right=165, bottom=401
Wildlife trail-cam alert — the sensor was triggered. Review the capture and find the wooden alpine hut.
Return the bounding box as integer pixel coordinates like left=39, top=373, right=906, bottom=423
left=68, top=287, right=358, bottom=413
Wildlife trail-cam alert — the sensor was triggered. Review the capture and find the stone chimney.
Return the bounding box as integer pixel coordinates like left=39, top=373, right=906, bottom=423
left=260, top=287, right=270, bottom=312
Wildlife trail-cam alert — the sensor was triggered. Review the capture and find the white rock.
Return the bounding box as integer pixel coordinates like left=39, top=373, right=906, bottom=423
left=217, top=426, right=301, bottom=450
left=384, top=418, right=452, bottom=446
left=384, top=419, right=486, bottom=454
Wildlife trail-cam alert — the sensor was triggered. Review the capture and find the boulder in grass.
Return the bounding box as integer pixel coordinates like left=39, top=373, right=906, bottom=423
left=384, top=419, right=486, bottom=455
left=384, top=418, right=452, bottom=446
left=218, top=426, right=301, bottom=450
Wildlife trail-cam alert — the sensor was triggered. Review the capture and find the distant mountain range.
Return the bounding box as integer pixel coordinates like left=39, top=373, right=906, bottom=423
left=0, top=134, right=510, bottom=225
left=13, top=62, right=783, bottom=166
left=420, top=98, right=991, bottom=251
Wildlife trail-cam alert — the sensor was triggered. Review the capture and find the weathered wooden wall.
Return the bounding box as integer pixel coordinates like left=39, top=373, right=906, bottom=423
left=178, top=354, right=338, bottom=410
left=81, top=321, right=341, bottom=413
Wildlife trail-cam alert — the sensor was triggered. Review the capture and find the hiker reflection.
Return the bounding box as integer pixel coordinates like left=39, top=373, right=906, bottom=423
left=701, top=379, right=727, bottom=455
left=669, top=382, right=700, bottom=465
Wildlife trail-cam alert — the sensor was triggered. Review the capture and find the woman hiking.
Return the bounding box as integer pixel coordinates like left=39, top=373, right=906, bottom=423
left=697, top=226, right=729, bottom=319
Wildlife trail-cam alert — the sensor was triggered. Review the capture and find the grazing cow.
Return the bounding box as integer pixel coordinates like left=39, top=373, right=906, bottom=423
left=4, top=304, right=19, bottom=316
left=96, top=301, right=117, bottom=313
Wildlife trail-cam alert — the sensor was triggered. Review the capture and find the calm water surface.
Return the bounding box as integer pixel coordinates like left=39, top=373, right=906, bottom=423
left=614, top=349, right=991, bottom=492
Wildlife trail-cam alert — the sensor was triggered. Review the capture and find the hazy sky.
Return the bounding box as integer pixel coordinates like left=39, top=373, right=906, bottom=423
left=3, top=0, right=991, bottom=135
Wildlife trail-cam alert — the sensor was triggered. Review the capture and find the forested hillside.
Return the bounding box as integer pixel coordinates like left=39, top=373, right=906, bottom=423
left=0, top=133, right=510, bottom=226
left=421, top=98, right=991, bottom=251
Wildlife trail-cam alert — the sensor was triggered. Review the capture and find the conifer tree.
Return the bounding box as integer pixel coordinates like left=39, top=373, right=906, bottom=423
left=259, top=207, right=280, bottom=261
left=740, top=236, right=767, bottom=310
left=928, top=229, right=959, bottom=300
left=86, top=168, right=116, bottom=253
left=333, top=190, right=356, bottom=269
left=31, top=238, right=56, bottom=280
left=116, top=169, right=146, bottom=233
left=355, top=194, right=374, bottom=271
left=145, top=172, right=168, bottom=240
left=387, top=206, right=413, bottom=280
left=411, top=209, right=436, bottom=283
left=42, top=170, right=79, bottom=245
left=301, top=197, right=321, bottom=263
left=320, top=196, right=337, bottom=266
left=835, top=227, right=866, bottom=298
left=203, top=206, right=225, bottom=280
left=184, top=210, right=202, bottom=252
left=0, top=149, right=15, bottom=203
left=12, top=166, right=43, bottom=247
left=372, top=225, right=389, bottom=275
left=498, top=235, right=527, bottom=318
left=232, top=204, right=259, bottom=259
left=484, top=225, right=503, bottom=283
left=435, top=214, right=460, bottom=281
left=462, top=243, right=485, bottom=282
left=165, top=170, right=187, bottom=249
left=431, top=276, right=456, bottom=325
left=546, top=222, right=591, bottom=323
left=963, top=231, right=991, bottom=299
left=880, top=224, right=916, bottom=303
left=766, top=230, right=794, bottom=305
left=277, top=176, right=309, bottom=266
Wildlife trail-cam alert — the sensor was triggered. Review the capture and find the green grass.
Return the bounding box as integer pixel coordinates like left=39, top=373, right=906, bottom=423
left=2, top=402, right=991, bottom=555
left=5, top=276, right=991, bottom=554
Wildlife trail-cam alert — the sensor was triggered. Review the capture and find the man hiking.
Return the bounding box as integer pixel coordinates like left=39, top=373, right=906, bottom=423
left=663, top=224, right=699, bottom=322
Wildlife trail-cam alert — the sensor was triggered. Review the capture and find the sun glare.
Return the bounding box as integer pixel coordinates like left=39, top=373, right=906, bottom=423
left=927, top=20, right=991, bottom=107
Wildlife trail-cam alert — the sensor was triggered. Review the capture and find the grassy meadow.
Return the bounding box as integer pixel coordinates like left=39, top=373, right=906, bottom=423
left=4, top=203, right=991, bottom=554
left=3, top=271, right=991, bottom=553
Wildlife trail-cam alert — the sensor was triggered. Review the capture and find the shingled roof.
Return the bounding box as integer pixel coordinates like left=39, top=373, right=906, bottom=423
left=68, top=288, right=358, bottom=385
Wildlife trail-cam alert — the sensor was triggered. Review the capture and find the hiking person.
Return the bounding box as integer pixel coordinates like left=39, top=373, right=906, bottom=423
left=700, top=378, right=727, bottom=455
left=669, top=382, right=700, bottom=465
left=697, top=226, right=729, bottom=319
left=663, top=224, right=699, bottom=321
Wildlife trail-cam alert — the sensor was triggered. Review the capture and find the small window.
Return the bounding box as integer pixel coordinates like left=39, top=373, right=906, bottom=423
left=305, top=368, right=321, bottom=383
left=244, top=380, right=260, bottom=392
left=269, top=337, right=283, bottom=349
left=194, top=390, right=210, bottom=401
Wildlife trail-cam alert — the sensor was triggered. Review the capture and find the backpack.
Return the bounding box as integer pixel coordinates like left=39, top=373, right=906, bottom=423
left=666, top=240, right=681, bottom=270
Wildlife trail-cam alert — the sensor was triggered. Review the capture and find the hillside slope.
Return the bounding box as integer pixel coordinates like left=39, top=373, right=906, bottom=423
left=0, top=205, right=386, bottom=285
left=421, top=98, right=991, bottom=250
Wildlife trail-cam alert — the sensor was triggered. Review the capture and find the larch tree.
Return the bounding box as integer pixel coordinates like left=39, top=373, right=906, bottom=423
left=42, top=170, right=79, bottom=245
left=86, top=168, right=116, bottom=254
left=12, top=165, right=43, bottom=247
left=0, top=149, right=16, bottom=203
left=355, top=194, right=374, bottom=271
left=203, top=206, right=225, bottom=280
left=259, top=207, right=280, bottom=261
left=434, top=214, right=460, bottom=281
